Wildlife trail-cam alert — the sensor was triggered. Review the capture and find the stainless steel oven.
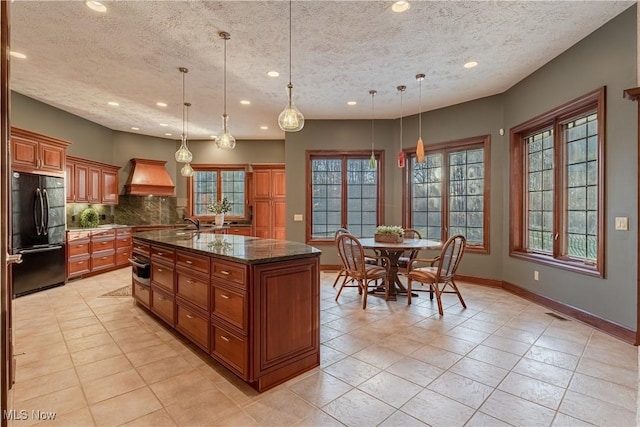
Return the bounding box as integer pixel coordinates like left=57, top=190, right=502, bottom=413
left=129, top=255, right=150, bottom=286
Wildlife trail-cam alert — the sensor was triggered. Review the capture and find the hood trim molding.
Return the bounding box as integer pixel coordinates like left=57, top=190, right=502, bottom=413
left=124, top=158, right=175, bottom=196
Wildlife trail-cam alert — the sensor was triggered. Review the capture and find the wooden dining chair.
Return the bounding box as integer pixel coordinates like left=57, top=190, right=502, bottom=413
left=335, top=233, right=390, bottom=309
left=397, top=228, right=422, bottom=276
left=406, top=234, right=467, bottom=315
left=332, top=227, right=377, bottom=288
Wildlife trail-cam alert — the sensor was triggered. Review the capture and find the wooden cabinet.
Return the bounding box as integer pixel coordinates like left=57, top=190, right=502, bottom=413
left=131, top=236, right=320, bottom=392
left=66, top=227, right=131, bottom=279
left=251, top=165, right=286, bottom=240
left=66, top=156, right=120, bottom=205
left=11, top=127, right=70, bottom=177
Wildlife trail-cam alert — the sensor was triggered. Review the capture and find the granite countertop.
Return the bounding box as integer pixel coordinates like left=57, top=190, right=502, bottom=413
left=134, top=229, right=321, bottom=264
left=68, top=223, right=253, bottom=232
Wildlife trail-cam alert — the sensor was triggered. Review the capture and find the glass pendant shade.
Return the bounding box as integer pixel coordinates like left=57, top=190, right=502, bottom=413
left=180, top=162, right=194, bottom=177
left=369, top=152, right=376, bottom=169
left=278, top=84, right=304, bottom=132
left=216, top=114, right=236, bottom=150
left=175, top=135, right=193, bottom=163
left=416, top=137, right=425, bottom=163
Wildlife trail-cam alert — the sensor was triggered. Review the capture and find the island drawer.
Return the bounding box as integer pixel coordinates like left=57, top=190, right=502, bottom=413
left=151, top=262, right=174, bottom=293
left=211, top=284, right=247, bottom=333
left=211, top=322, right=248, bottom=378
left=176, top=302, right=209, bottom=350
left=132, top=240, right=150, bottom=256
left=176, top=250, right=210, bottom=275
left=151, top=287, right=175, bottom=325
left=176, top=272, right=209, bottom=311
left=133, top=281, right=151, bottom=308
left=211, top=259, right=247, bottom=288
left=91, top=252, right=115, bottom=271
left=151, top=245, right=175, bottom=263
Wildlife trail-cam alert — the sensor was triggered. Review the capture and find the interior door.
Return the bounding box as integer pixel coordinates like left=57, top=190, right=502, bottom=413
left=1, top=1, right=13, bottom=423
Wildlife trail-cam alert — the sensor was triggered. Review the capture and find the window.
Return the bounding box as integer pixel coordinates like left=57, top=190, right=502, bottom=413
left=509, top=87, right=605, bottom=277
left=187, top=165, right=247, bottom=218
left=307, top=150, right=383, bottom=241
left=405, top=135, right=490, bottom=252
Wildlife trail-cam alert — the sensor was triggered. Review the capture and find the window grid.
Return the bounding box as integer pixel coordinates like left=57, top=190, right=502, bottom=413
left=410, top=154, right=442, bottom=241
left=564, top=113, right=598, bottom=261
left=526, top=129, right=554, bottom=254
left=449, top=148, right=484, bottom=245
left=221, top=170, right=245, bottom=216
left=308, top=152, right=382, bottom=241
left=193, top=171, right=217, bottom=216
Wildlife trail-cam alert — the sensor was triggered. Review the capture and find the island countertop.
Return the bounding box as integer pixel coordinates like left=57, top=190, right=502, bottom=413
left=133, top=229, right=321, bottom=264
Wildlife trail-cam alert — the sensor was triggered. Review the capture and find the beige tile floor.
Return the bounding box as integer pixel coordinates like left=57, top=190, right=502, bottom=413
left=8, top=268, right=639, bottom=426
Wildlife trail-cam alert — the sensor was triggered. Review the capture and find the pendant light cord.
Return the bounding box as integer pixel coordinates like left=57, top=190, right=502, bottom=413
left=370, top=90, right=376, bottom=152
left=223, top=36, right=227, bottom=116
left=418, top=78, right=422, bottom=136
left=182, top=71, right=186, bottom=137
left=289, top=0, right=292, bottom=85
left=400, top=89, right=403, bottom=149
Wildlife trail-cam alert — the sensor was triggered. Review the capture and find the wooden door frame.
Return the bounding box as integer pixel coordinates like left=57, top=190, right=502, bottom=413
left=1, top=0, right=11, bottom=422
left=623, top=87, right=640, bottom=345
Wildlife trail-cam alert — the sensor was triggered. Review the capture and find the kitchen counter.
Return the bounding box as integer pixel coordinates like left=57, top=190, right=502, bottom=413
left=133, top=229, right=320, bottom=264
left=131, top=231, right=321, bottom=392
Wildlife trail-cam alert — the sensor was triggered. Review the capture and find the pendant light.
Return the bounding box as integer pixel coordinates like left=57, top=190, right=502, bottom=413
left=369, top=89, right=377, bottom=169
left=278, top=0, right=304, bottom=132
left=175, top=67, right=193, bottom=163
left=416, top=73, right=425, bottom=163
left=216, top=31, right=236, bottom=150
left=180, top=103, right=194, bottom=177
left=397, top=85, right=406, bottom=169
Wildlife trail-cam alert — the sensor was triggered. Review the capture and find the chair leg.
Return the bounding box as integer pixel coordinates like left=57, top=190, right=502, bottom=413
left=332, top=269, right=345, bottom=288
left=361, top=280, right=368, bottom=309
left=335, top=278, right=347, bottom=302
left=449, top=279, right=467, bottom=309
left=433, top=283, right=444, bottom=316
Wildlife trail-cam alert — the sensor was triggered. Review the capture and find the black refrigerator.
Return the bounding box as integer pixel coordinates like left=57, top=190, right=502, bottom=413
left=11, top=171, right=66, bottom=298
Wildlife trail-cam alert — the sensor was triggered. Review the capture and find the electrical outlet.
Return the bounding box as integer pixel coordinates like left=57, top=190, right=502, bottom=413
left=293, top=214, right=303, bottom=222
left=615, top=217, right=629, bottom=231
left=534, top=271, right=539, bottom=281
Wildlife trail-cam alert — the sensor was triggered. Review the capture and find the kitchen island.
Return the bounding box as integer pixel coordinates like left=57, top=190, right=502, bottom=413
left=131, top=229, right=321, bottom=392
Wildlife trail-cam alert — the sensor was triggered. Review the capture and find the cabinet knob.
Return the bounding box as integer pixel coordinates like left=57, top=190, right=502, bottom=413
left=219, top=270, right=230, bottom=276
left=157, top=252, right=164, bottom=256
left=186, top=279, right=194, bottom=284
left=101, top=257, right=107, bottom=260
left=157, top=268, right=163, bottom=272
left=220, top=294, right=230, bottom=300
left=221, top=336, right=230, bottom=342
left=185, top=260, right=193, bottom=265
left=186, top=314, right=194, bottom=319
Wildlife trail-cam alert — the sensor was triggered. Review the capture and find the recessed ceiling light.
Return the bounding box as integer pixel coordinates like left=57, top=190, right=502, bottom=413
left=159, top=123, right=168, bottom=127
left=164, top=133, right=172, bottom=136
left=156, top=102, right=168, bottom=107
left=240, top=100, right=251, bottom=105
left=464, top=61, right=478, bottom=69
left=267, top=71, right=280, bottom=77
left=85, top=0, right=107, bottom=13
left=108, top=101, right=119, bottom=107
left=347, top=101, right=357, bottom=106
left=131, top=127, right=140, bottom=131
left=9, top=51, right=26, bottom=59
left=260, top=126, right=269, bottom=130
left=392, top=1, right=410, bottom=13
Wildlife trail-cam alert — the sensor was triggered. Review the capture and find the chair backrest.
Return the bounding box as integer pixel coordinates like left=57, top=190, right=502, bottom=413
left=436, top=234, right=466, bottom=280
left=336, top=233, right=367, bottom=279
left=334, top=227, right=351, bottom=269
left=404, top=228, right=422, bottom=240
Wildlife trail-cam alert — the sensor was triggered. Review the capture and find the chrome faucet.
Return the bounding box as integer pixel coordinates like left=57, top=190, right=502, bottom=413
left=185, top=217, right=200, bottom=230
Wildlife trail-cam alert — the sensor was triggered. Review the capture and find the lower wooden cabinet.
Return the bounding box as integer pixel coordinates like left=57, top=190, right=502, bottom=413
left=176, top=302, right=209, bottom=350
left=151, top=286, right=175, bottom=326
left=133, top=280, right=151, bottom=308
left=210, top=322, right=248, bottom=378
left=67, top=227, right=132, bottom=279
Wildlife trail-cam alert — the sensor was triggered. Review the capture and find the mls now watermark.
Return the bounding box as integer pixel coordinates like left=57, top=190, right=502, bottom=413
left=3, top=409, right=57, bottom=421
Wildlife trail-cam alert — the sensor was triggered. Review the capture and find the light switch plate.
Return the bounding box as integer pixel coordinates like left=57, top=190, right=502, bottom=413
left=293, top=214, right=303, bottom=222
left=615, top=217, right=629, bottom=231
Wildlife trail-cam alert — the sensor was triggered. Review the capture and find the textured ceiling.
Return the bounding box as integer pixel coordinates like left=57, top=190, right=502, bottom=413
left=10, top=0, right=634, bottom=141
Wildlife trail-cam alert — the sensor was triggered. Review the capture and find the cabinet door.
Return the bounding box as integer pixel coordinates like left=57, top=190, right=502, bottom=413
left=273, top=199, right=286, bottom=240
left=88, top=166, right=101, bottom=203
left=252, top=170, right=271, bottom=198
left=39, top=142, right=65, bottom=174
left=65, top=163, right=75, bottom=202
left=11, top=137, right=38, bottom=170
left=253, top=200, right=271, bottom=238
left=101, top=169, right=118, bottom=205
left=272, top=169, right=286, bottom=198
left=74, top=163, right=89, bottom=202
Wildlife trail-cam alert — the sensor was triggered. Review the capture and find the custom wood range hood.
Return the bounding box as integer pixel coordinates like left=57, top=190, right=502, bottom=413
left=124, top=158, right=175, bottom=196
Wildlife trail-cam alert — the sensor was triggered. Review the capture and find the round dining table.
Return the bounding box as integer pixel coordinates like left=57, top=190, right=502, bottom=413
left=359, top=237, right=441, bottom=301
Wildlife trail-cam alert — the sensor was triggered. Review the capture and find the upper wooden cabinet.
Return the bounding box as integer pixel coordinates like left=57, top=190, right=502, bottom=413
left=66, top=156, right=120, bottom=205
left=252, top=165, right=285, bottom=240
left=10, top=127, right=70, bottom=177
